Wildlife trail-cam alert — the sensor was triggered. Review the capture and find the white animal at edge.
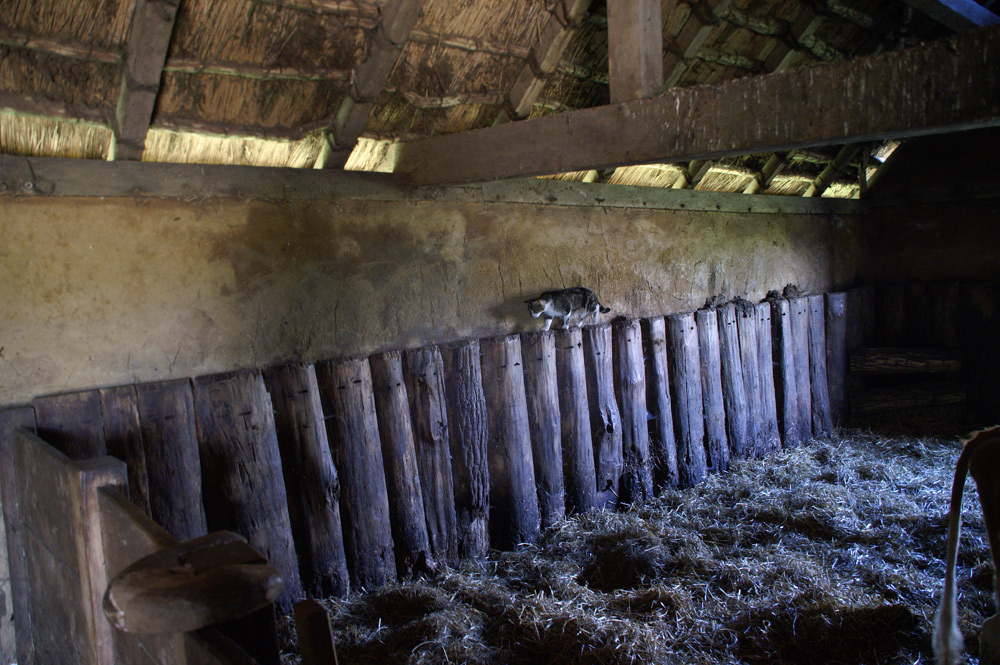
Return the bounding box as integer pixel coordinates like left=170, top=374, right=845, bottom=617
left=934, top=426, right=1000, bottom=665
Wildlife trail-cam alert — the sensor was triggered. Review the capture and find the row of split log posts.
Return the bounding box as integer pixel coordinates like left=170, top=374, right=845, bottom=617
left=3, top=291, right=851, bottom=636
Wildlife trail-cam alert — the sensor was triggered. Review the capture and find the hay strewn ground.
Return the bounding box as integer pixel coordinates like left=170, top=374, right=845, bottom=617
left=281, top=409, right=996, bottom=664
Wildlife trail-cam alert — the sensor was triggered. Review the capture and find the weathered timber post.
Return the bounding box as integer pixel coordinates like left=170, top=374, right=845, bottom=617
left=440, top=340, right=490, bottom=560
left=521, top=331, right=566, bottom=528
left=960, top=283, right=1000, bottom=423
left=554, top=328, right=598, bottom=513
left=641, top=317, right=679, bottom=489
left=134, top=380, right=208, bottom=542
left=100, top=385, right=152, bottom=515
left=0, top=406, right=37, bottom=663
left=736, top=303, right=765, bottom=457
left=193, top=370, right=303, bottom=613
left=755, top=303, right=781, bottom=455
left=905, top=282, right=931, bottom=347
left=789, top=297, right=813, bottom=441
left=808, top=295, right=834, bottom=436
left=717, top=304, right=751, bottom=460
left=583, top=324, right=623, bottom=508
left=316, top=358, right=397, bottom=589
left=403, top=347, right=459, bottom=566
left=264, top=363, right=351, bottom=597
left=666, top=313, right=708, bottom=488
left=769, top=298, right=802, bottom=448
left=929, top=281, right=961, bottom=349
left=825, top=292, right=849, bottom=427
left=480, top=335, right=540, bottom=548
left=33, top=389, right=107, bottom=460
left=613, top=319, right=653, bottom=504
left=369, top=352, right=434, bottom=578
left=695, top=309, right=729, bottom=472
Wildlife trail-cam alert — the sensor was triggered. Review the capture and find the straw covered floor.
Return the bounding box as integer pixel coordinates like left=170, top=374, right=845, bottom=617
left=279, top=409, right=995, bottom=664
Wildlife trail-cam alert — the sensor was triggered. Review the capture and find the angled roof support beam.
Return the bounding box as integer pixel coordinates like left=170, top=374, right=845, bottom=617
left=607, top=0, right=663, bottom=102
left=318, top=0, right=426, bottom=169
left=744, top=152, right=788, bottom=194
left=803, top=143, right=860, bottom=197
left=112, top=0, right=181, bottom=161
left=664, top=0, right=734, bottom=88
left=900, top=0, right=1000, bottom=31
left=495, top=0, right=592, bottom=123
left=393, top=27, right=1000, bottom=186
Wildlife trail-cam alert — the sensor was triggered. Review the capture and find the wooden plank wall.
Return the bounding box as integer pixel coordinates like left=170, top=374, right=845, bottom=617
left=11, top=285, right=963, bottom=660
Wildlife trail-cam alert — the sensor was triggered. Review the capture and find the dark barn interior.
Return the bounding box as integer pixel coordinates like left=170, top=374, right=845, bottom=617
left=2, top=0, right=1000, bottom=662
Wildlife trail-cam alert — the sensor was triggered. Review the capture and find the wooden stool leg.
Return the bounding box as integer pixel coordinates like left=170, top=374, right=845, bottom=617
left=294, top=599, right=339, bottom=665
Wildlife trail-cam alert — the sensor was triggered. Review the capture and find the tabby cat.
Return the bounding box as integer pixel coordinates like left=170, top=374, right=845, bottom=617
left=525, top=287, right=611, bottom=331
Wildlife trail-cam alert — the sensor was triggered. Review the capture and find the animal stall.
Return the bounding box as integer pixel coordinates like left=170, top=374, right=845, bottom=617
left=2, top=281, right=998, bottom=664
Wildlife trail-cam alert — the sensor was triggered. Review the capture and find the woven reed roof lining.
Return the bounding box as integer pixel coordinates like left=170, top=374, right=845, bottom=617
left=0, top=0, right=975, bottom=197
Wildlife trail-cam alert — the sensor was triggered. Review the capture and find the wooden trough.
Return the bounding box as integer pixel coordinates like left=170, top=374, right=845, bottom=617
left=3, top=282, right=997, bottom=662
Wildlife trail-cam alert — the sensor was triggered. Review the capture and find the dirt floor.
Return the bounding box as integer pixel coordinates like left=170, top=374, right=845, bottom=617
left=280, top=407, right=996, bottom=665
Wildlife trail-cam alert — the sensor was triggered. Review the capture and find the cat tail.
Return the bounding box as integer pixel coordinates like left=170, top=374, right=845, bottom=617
left=599, top=306, right=611, bottom=313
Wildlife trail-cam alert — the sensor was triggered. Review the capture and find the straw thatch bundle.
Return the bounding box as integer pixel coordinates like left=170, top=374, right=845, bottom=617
left=278, top=411, right=995, bottom=664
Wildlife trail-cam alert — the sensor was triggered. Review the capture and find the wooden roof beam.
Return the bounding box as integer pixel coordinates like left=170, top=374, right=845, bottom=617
left=900, top=0, right=1000, bottom=31
left=495, top=0, right=592, bottom=123
left=318, top=0, right=426, bottom=169
left=664, top=0, right=734, bottom=88
left=607, top=0, right=663, bottom=102
left=743, top=152, right=788, bottom=194
left=803, top=143, right=860, bottom=197
left=112, top=0, right=181, bottom=161
left=393, top=27, right=1000, bottom=186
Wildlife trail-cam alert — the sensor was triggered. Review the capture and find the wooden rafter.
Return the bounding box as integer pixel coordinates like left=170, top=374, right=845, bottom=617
left=803, top=143, right=860, bottom=197
left=901, top=0, right=1000, bottom=30
left=607, top=0, right=663, bottom=102
left=318, top=0, right=426, bottom=169
left=743, top=152, right=788, bottom=194
left=393, top=27, right=1000, bottom=186
left=664, top=0, right=734, bottom=88
left=495, top=0, right=592, bottom=123
left=113, top=0, right=181, bottom=161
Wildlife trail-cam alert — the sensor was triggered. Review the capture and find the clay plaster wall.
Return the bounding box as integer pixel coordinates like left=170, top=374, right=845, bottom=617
left=0, top=196, right=867, bottom=406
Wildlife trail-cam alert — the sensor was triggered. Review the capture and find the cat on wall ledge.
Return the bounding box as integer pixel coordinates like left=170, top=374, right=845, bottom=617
left=524, top=287, right=611, bottom=331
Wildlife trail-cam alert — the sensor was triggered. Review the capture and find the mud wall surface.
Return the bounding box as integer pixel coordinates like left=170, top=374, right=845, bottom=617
left=0, top=196, right=867, bottom=406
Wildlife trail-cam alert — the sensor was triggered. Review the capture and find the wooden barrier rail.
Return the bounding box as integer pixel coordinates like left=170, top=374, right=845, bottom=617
left=9, top=284, right=994, bottom=660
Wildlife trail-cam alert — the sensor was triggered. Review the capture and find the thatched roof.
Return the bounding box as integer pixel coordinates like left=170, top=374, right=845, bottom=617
left=0, top=0, right=992, bottom=198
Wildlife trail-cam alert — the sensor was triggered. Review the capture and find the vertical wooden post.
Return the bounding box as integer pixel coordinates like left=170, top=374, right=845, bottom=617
left=33, top=389, right=107, bottom=460
left=717, top=304, right=751, bottom=460
left=99, top=386, right=152, bottom=515
left=193, top=371, right=303, bottom=613
left=583, top=324, right=623, bottom=508
left=613, top=319, right=653, bottom=504
left=666, top=313, right=707, bottom=488
left=521, top=331, right=566, bottom=528
left=316, top=358, right=397, bottom=589
left=807, top=296, right=834, bottom=436
left=134, top=380, right=208, bottom=542
left=905, top=282, right=931, bottom=347
left=641, top=317, right=679, bottom=489
left=930, top=281, right=962, bottom=349
left=480, top=335, right=540, bottom=548
left=554, top=328, right=598, bottom=513
left=789, top=297, right=813, bottom=441
left=695, top=309, right=729, bottom=472
left=736, top=304, right=764, bottom=457
left=440, top=341, right=490, bottom=560
left=369, top=352, right=433, bottom=578
left=769, top=298, right=802, bottom=448
left=755, top=303, right=781, bottom=455
left=0, top=407, right=36, bottom=664
left=263, top=363, right=351, bottom=597
left=403, top=347, right=459, bottom=565
left=825, top=292, right=849, bottom=427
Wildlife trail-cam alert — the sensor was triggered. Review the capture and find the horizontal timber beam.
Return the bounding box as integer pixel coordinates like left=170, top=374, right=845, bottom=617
left=0, top=154, right=865, bottom=215
left=393, top=27, right=1000, bottom=186
left=901, top=0, right=1000, bottom=30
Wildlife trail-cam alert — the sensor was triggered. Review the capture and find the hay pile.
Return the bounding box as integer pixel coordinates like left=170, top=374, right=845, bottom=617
left=281, top=412, right=995, bottom=664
